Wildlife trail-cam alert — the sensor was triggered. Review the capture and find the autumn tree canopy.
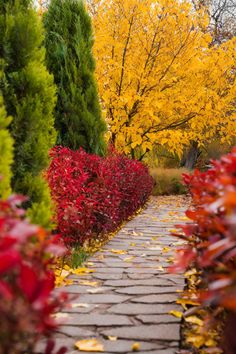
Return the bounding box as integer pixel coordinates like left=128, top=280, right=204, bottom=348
left=91, top=0, right=236, bottom=160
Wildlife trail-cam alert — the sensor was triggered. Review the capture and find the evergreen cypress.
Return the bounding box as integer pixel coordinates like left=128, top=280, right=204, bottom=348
left=0, top=0, right=56, bottom=227
left=0, top=68, right=13, bottom=199
left=44, top=0, right=106, bottom=154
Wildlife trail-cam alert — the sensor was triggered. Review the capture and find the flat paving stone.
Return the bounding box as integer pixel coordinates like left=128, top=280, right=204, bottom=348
left=77, top=294, right=130, bottom=304
left=104, top=278, right=175, bottom=287
left=100, top=340, right=162, bottom=352
left=91, top=267, right=124, bottom=273
left=56, top=326, right=95, bottom=337
left=131, top=294, right=177, bottom=303
left=60, top=285, right=111, bottom=294
left=124, top=268, right=160, bottom=274
left=107, top=303, right=180, bottom=315
left=137, top=314, right=179, bottom=324
left=127, top=273, right=155, bottom=279
left=63, top=314, right=132, bottom=326
left=101, top=324, right=180, bottom=341
left=115, top=286, right=179, bottom=295
left=93, top=273, right=123, bottom=280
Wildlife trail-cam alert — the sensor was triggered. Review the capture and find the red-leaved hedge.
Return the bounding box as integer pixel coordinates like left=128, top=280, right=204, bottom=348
left=0, top=195, right=67, bottom=354
left=47, top=146, right=153, bottom=246
left=171, top=147, right=236, bottom=351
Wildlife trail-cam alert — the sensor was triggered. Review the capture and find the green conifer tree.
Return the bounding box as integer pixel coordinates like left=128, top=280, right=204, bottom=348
left=44, top=0, right=106, bottom=154
left=0, top=0, right=56, bottom=227
left=0, top=68, right=13, bottom=199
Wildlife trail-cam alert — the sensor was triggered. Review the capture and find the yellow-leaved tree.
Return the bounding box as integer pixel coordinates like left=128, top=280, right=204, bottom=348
left=90, top=0, right=236, bottom=160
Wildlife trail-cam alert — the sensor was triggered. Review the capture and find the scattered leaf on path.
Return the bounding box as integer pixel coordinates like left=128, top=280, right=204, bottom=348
left=75, top=339, right=104, bottom=352
left=169, top=310, right=183, bottom=318
left=72, top=267, right=95, bottom=275
left=111, top=249, right=127, bottom=255
left=80, top=280, right=99, bottom=287
left=132, top=342, right=141, bottom=351
left=156, top=266, right=165, bottom=272
left=176, top=298, right=200, bottom=309
left=108, top=336, right=117, bottom=341
left=71, top=303, right=90, bottom=308
left=87, top=287, right=105, bottom=294
left=162, top=247, right=170, bottom=253
left=185, top=316, right=204, bottom=326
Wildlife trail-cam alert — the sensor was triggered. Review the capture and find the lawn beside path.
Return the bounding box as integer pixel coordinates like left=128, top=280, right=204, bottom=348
left=37, top=196, right=188, bottom=354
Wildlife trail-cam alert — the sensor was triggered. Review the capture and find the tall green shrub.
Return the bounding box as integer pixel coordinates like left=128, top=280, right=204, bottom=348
left=44, top=0, right=106, bottom=154
left=0, top=0, right=56, bottom=227
left=0, top=69, right=13, bottom=199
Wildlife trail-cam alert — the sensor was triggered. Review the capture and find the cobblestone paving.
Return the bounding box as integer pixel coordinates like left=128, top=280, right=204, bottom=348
left=38, top=196, right=187, bottom=354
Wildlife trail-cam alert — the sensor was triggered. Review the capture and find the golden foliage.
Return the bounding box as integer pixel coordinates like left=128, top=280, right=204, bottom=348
left=91, top=0, right=236, bottom=158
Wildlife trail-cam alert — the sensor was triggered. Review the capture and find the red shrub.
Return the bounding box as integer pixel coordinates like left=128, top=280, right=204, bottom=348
left=170, top=147, right=236, bottom=350
left=47, top=146, right=153, bottom=246
left=0, top=195, right=67, bottom=354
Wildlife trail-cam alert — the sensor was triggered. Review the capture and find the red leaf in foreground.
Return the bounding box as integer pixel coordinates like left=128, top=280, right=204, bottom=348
left=0, top=196, right=67, bottom=352
left=0, top=250, right=20, bottom=275
left=18, top=264, right=38, bottom=302
left=0, top=280, right=13, bottom=299
left=169, top=247, right=196, bottom=273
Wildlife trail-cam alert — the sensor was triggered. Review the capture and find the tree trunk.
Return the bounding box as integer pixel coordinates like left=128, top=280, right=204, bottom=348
left=181, top=141, right=201, bottom=169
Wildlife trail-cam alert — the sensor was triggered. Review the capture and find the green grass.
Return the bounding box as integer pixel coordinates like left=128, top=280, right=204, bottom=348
left=68, top=246, right=88, bottom=268
left=150, top=167, right=188, bottom=196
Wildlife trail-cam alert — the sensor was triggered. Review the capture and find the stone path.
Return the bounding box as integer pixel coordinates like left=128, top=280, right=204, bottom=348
left=38, top=196, right=187, bottom=354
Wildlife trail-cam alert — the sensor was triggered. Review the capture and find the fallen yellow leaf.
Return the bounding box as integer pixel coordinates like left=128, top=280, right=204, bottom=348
left=87, top=287, right=104, bottom=294
left=169, top=310, right=183, bottom=318
left=176, top=298, right=200, bottom=308
left=79, top=280, right=99, bottom=287
left=75, top=339, right=104, bottom=352
left=63, top=265, right=72, bottom=271
left=205, top=338, right=218, bottom=347
left=162, top=247, right=170, bottom=253
left=60, top=269, right=70, bottom=278
left=186, top=334, right=206, bottom=348
left=111, top=249, right=127, bottom=255
left=71, top=303, right=90, bottom=308
left=72, top=267, right=95, bottom=275
left=156, top=266, right=164, bottom=272
left=132, top=342, right=141, bottom=351
left=185, top=316, right=204, bottom=326
left=108, top=336, right=117, bottom=341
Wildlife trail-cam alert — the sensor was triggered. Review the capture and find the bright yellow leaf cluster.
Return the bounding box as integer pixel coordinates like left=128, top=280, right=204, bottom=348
left=91, top=0, right=236, bottom=158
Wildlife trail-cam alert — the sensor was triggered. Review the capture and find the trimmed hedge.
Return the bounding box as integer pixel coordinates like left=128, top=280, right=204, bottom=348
left=48, top=146, right=154, bottom=246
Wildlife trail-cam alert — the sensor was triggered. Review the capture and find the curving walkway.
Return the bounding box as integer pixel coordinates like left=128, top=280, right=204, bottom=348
left=38, top=196, right=187, bottom=354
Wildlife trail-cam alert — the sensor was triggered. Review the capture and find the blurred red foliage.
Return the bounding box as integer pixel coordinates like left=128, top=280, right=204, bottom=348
left=0, top=195, right=67, bottom=354
left=47, top=146, right=154, bottom=246
left=170, top=147, right=236, bottom=352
